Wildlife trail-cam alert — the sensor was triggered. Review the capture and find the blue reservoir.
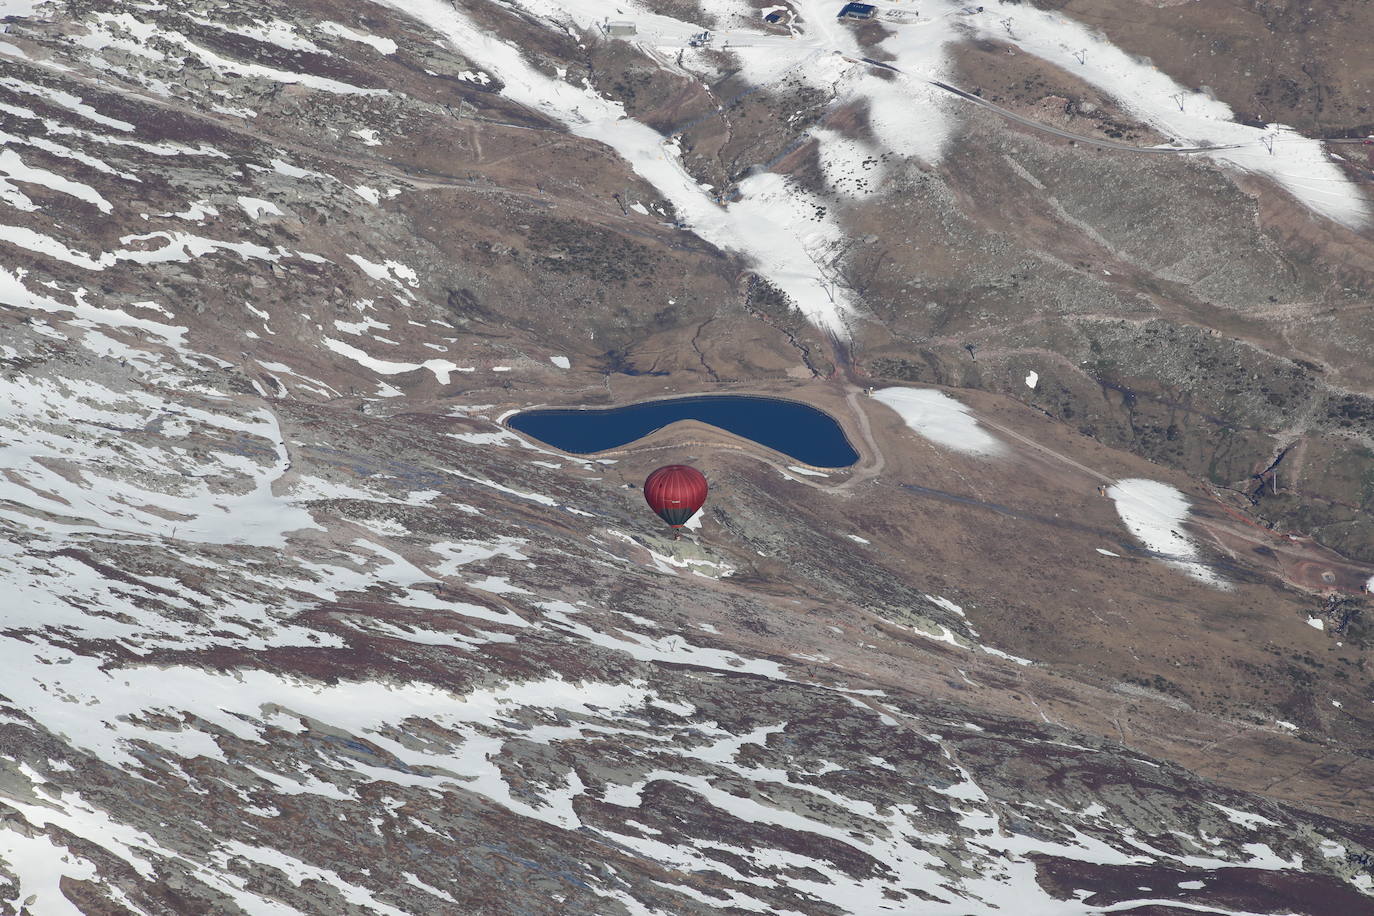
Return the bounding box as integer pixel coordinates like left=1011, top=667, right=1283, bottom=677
left=508, top=396, right=859, bottom=468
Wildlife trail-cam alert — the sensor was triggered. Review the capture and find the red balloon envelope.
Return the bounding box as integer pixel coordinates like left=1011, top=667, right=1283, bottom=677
left=644, top=465, right=708, bottom=529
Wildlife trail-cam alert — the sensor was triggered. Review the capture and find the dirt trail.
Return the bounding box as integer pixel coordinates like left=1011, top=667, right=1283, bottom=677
left=925, top=79, right=1247, bottom=154
left=969, top=406, right=1374, bottom=593
left=505, top=372, right=1373, bottom=593
left=735, top=385, right=1367, bottom=593
left=976, top=416, right=1114, bottom=484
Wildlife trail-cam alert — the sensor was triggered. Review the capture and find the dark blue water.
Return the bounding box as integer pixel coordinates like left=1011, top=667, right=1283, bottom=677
left=508, top=396, right=859, bottom=468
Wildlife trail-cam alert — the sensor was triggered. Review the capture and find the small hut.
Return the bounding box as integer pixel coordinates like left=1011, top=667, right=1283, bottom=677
left=837, top=2, right=877, bottom=19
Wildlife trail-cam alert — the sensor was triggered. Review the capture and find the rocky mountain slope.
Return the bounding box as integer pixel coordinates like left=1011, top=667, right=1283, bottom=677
left=0, top=0, right=1372, bottom=913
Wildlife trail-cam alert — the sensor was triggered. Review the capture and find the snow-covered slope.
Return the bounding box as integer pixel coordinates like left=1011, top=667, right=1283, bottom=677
left=373, top=0, right=1369, bottom=338
left=0, top=0, right=1371, bottom=913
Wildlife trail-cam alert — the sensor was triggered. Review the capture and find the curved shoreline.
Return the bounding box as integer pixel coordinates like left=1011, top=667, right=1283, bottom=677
left=505, top=391, right=862, bottom=467
left=499, top=383, right=887, bottom=490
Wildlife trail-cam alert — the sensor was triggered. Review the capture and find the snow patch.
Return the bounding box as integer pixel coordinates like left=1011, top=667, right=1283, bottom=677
left=237, top=196, right=283, bottom=219
left=322, top=337, right=467, bottom=385
left=963, top=5, right=1369, bottom=229
left=370, top=0, right=855, bottom=336
left=319, top=21, right=400, bottom=55
left=1209, top=803, right=1278, bottom=830
left=1107, top=479, right=1227, bottom=589
left=872, top=387, right=1004, bottom=456
left=0, top=148, right=112, bottom=212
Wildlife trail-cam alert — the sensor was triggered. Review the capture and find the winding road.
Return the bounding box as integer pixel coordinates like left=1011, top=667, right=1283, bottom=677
left=923, top=79, right=1246, bottom=155
left=516, top=379, right=1374, bottom=596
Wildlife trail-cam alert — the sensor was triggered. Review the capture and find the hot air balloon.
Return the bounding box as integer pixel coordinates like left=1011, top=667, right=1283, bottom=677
left=643, top=465, right=708, bottom=538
